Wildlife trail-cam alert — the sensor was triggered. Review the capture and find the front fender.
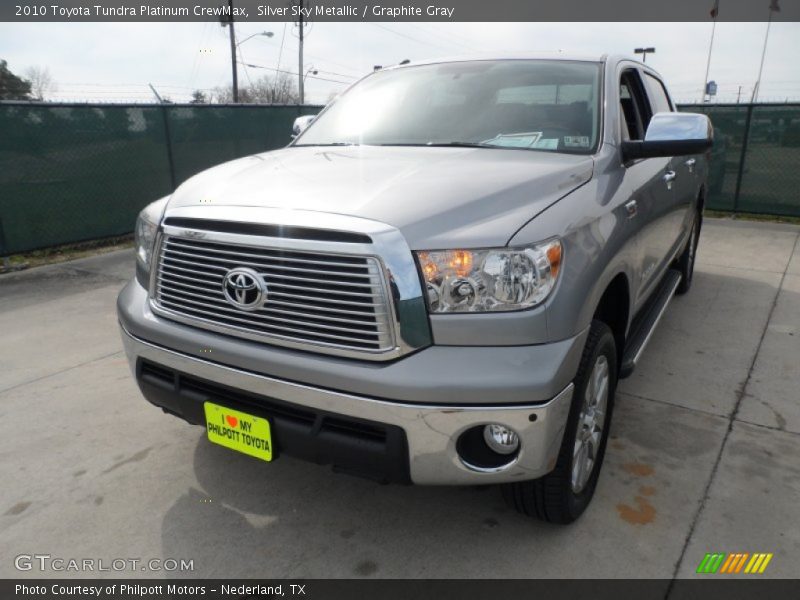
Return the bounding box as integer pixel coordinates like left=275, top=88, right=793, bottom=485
left=510, top=152, right=637, bottom=344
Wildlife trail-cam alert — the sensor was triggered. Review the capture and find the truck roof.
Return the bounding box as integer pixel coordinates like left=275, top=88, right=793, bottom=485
left=386, top=53, right=646, bottom=70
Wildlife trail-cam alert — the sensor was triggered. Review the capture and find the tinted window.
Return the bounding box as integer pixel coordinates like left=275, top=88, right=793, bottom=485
left=644, top=74, right=673, bottom=114
left=620, top=70, right=651, bottom=141
left=296, top=60, right=602, bottom=154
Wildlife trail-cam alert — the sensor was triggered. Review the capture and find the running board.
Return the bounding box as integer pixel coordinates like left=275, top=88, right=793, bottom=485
left=619, top=269, right=682, bottom=379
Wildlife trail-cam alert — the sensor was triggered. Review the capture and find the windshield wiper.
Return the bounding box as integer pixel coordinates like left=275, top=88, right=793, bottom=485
left=373, top=141, right=496, bottom=149
left=424, top=141, right=496, bottom=148
left=293, top=142, right=360, bottom=147
left=296, top=141, right=499, bottom=149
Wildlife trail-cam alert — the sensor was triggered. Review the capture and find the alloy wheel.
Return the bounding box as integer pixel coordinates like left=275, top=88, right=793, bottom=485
left=571, top=354, right=610, bottom=493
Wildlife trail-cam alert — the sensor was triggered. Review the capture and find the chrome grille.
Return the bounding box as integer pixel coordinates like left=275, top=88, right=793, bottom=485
left=152, top=235, right=396, bottom=355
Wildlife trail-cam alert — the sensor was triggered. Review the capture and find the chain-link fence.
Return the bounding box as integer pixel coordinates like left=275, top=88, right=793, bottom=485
left=678, top=103, right=800, bottom=216
left=0, top=102, right=320, bottom=255
left=1, top=101, right=798, bottom=256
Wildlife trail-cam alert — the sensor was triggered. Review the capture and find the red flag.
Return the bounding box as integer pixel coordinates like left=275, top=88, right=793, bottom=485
left=710, top=0, right=720, bottom=18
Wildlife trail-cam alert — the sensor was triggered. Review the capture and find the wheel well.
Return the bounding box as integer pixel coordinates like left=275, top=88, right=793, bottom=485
left=593, top=274, right=630, bottom=366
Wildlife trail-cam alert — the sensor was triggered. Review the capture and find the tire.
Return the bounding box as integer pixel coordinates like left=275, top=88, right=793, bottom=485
left=502, top=320, right=617, bottom=524
left=675, top=210, right=701, bottom=295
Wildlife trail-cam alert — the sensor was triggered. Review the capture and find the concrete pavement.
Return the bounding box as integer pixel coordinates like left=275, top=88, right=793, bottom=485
left=1, top=218, right=798, bottom=581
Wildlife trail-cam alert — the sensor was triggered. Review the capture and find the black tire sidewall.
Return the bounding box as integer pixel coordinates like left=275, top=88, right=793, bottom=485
left=560, top=322, right=618, bottom=519
left=687, top=217, right=699, bottom=284
left=677, top=211, right=701, bottom=294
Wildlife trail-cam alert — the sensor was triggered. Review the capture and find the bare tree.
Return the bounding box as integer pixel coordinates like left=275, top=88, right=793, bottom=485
left=210, top=86, right=235, bottom=103
left=247, top=72, right=300, bottom=104
left=24, top=66, right=56, bottom=100
left=212, top=72, right=299, bottom=105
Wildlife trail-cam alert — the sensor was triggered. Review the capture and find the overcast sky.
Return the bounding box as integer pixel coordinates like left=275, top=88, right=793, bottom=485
left=1, top=21, right=799, bottom=104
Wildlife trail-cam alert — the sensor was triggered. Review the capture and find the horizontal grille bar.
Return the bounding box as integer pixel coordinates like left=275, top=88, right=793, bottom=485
left=167, top=238, right=370, bottom=267
left=162, top=217, right=373, bottom=244
left=166, top=239, right=375, bottom=274
left=158, top=287, right=389, bottom=336
left=159, top=261, right=384, bottom=309
left=153, top=233, right=396, bottom=355
left=160, top=250, right=378, bottom=290
left=159, top=278, right=385, bottom=324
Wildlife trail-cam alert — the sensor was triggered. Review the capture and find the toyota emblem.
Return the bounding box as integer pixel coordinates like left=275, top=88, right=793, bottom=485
left=222, top=267, right=267, bottom=311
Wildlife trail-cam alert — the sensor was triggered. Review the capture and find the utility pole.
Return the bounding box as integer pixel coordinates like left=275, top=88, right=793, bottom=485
left=702, top=0, right=719, bottom=103
left=297, top=0, right=305, bottom=104
left=226, top=0, right=239, bottom=102
left=751, top=0, right=779, bottom=103
left=736, top=86, right=742, bottom=103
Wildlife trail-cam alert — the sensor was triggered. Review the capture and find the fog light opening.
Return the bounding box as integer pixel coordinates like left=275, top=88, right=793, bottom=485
left=456, top=424, right=521, bottom=472
left=483, top=424, right=520, bottom=455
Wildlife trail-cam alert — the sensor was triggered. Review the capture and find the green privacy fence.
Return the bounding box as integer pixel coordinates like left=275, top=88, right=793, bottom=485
left=0, top=102, right=321, bottom=255
left=1, top=101, right=799, bottom=255
left=677, top=103, right=800, bottom=216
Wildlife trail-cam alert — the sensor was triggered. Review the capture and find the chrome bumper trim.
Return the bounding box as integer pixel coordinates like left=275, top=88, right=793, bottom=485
left=120, top=325, right=574, bottom=485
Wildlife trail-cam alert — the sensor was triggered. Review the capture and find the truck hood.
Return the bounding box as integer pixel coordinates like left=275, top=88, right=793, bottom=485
left=167, top=146, right=593, bottom=249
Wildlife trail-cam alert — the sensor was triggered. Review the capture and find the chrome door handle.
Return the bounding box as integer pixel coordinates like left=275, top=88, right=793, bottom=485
left=625, top=199, right=638, bottom=218
left=663, top=170, right=676, bottom=190
left=685, top=158, right=696, bottom=173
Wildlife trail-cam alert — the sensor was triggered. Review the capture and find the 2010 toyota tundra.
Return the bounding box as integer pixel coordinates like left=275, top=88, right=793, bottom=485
left=118, top=55, right=712, bottom=523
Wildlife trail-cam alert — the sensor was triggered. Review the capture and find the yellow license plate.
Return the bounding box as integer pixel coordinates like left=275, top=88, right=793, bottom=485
left=204, top=402, right=273, bottom=462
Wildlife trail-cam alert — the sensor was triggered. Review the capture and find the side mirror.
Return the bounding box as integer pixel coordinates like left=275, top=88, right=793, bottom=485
left=622, top=112, right=713, bottom=161
left=292, top=115, right=317, bottom=139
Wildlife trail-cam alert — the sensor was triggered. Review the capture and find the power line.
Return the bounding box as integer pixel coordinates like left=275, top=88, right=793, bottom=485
left=301, top=52, right=365, bottom=76
left=313, top=68, right=358, bottom=81
left=226, top=25, right=367, bottom=77
left=187, top=21, right=212, bottom=91
left=370, top=23, right=452, bottom=52
left=237, top=46, right=254, bottom=88
left=240, top=62, right=352, bottom=85
left=405, top=23, right=475, bottom=52
left=276, top=22, right=287, bottom=72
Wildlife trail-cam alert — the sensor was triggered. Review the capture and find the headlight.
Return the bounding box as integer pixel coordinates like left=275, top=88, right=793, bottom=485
left=415, top=240, right=562, bottom=313
left=134, top=197, right=169, bottom=280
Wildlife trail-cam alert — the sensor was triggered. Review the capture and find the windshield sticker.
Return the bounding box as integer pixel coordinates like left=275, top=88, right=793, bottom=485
left=563, top=136, right=590, bottom=148
left=484, top=132, right=543, bottom=148
left=532, top=138, right=559, bottom=150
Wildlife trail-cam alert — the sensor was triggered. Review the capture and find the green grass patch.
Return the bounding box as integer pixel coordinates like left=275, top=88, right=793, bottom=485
left=3, top=234, right=133, bottom=271
left=706, top=210, right=800, bottom=226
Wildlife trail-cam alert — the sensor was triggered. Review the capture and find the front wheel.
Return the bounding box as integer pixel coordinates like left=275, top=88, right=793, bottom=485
left=502, top=320, right=617, bottom=524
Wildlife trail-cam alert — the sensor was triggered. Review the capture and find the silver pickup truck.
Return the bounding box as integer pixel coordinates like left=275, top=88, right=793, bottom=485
left=118, top=55, right=712, bottom=523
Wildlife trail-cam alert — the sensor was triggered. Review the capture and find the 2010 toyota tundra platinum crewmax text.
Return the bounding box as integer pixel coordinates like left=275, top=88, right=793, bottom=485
left=118, top=55, right=713, bottom=523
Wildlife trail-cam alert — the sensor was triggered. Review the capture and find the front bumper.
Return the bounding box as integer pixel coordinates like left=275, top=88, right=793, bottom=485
left=121, top=325, right=574, bottom=485
left=118, top=280, right=586, bottom=405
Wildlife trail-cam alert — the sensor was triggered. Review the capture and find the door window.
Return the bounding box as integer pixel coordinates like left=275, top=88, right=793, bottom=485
left=619, top=70, right=651, bottom=141
left=644, top=73, right=674, bottom=115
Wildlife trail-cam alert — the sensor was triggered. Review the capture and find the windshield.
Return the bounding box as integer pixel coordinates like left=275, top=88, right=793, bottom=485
left=295, top=59, right=602, bottom=154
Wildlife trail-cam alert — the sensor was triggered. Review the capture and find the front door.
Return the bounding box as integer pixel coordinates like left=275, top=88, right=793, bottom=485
left=643, top=72, right=695, bottom=262
left=618, top=68, right=676, bottom=311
